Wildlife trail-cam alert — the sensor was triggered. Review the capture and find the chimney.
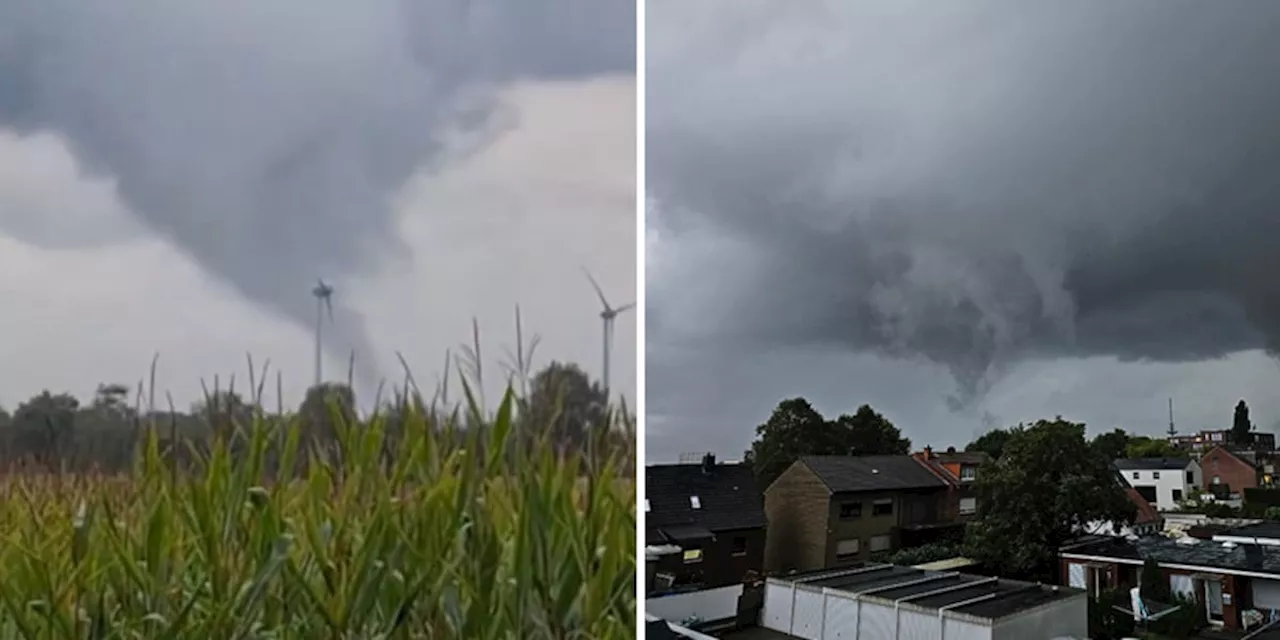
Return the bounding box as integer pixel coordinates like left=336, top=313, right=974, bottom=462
left=923, top=446, right=933, bottom=459
left=946, top=446, right=956, bottom=454
left=702, top=452, right=716, bottom=474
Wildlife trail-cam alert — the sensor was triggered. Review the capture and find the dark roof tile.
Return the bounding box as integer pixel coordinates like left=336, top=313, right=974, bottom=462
left=800, top=455, right=948, bottom=493
left=1113, top=458, right=1194, bottom=471
left=646, top=462, right=766, bottom=537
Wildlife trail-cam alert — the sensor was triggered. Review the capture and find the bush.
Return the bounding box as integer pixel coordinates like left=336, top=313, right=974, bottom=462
left=886, top=543, right=960, bottom=566
left=1140, top=559, right=1169, bottom=602
left=1088, top=588, right=1135, bottom=640
left=0, top=384, right=636, bottom=637
left=1147, top=593, right=1206, bottom=639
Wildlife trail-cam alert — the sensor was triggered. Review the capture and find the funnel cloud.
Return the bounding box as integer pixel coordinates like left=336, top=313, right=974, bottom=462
left=646, top=1, right=1280, bottom=460
left=0, top=0, right=634, bottom=386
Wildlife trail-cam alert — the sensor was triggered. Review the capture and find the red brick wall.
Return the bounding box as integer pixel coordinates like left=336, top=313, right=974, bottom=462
left=1163, top=567, right=1240, bottom=631
left=1201, top=447, right=1258, bottom=493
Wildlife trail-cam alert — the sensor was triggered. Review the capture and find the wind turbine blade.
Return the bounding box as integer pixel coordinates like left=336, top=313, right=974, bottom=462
left=615, top=302, right=636, bottom=314
left=580, top=266, right=611, bottom=309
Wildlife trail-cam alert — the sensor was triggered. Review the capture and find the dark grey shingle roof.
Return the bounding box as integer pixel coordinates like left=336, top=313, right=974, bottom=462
left=1063, top=534, right=1280, bottom=576
left=646, top=462, right=766, bottom=542
left=800, top=455, right=947, bottom=493
left=1113, top=457, right=1194, bottom=471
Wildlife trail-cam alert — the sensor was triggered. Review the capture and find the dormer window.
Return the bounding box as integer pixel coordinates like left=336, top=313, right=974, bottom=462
left=690, top=496, right=702, bottom=509
left=959, top=465, right=977, bottom=481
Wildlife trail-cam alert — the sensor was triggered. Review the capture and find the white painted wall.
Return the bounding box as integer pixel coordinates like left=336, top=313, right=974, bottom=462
left=1121, top=461, right=1201, bottom=510
left=646, top=584, right=743, bottom=627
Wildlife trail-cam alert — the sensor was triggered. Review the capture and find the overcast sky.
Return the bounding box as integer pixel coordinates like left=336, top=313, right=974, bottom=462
left=0, top=1, right=635, bottom=413
left=646, top=1, right=1280, bottom=462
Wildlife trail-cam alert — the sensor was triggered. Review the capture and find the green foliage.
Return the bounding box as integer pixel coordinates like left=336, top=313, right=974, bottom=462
left=746, top=399, right=909, bottom=487
left=1147, top=593, right=1206, bottom=639
left=1090, top=428, right=1131, bottom=463
left=0, top=379, right=636, bottom=638
left=1233, top=399, right=1254, bottom=446
left=1140, top=559, right=1169, bottom=602
left=1088, top=588, right=1134, bottom=640
left=964, top=417, right=1135, bottom=578
left=965, top=427, right=1016, bottom=461
left=1124, top=436, right=1176, bottom=459
left=885, top=543, right=959, bottom=566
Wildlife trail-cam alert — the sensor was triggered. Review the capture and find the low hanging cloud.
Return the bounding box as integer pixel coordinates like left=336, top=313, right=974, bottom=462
left=0, top=0, right=634, bottom=385
left=647, top=1, right=1280, bottom=407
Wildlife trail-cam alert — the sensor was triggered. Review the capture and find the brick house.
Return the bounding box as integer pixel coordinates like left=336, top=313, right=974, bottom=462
left=646, top=454, right=767, bottom=593
left=762, top=455, right=949, bottom=573
left=1060, top=523, right=1280, bottom=632
left=1201, top=446, right=1264, bottom=495
left=911, top=446, right=988, bottom=523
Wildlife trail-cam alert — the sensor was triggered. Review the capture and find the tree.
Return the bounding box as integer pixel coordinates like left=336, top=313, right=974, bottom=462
left=522, top=361, right=608, bottom=454
left=833, top=405, right=911, bottom=456
left=10, top=391, right=80, bottom=465
left=964, top=417, right=1135, bottom=579
left=746, top=399, right=908, bottom=487
left=746, top=398, right=835, bottom=487
left=965, top=427, right=1016, bottom=461
left=1232, top=399, right=1254, bottom=446
left=1090, top=429, right=1130, bottom=463
left=1125, top=436, right=1175, bottom=459
left=1140, top=558, right=1169, bottom=602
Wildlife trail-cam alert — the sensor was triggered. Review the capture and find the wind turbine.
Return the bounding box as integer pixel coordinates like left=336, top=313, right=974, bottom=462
left=583, top=268, right=634, bottom=397
left=312, top=279, right=334, bottom=387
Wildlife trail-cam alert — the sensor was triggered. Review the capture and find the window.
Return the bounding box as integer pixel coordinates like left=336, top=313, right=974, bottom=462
left=1133, top=472, right=1140, bottom=479
left=644, top=499, right=650, bottom=512
left=959, top=497, right=977, bottom=515
left=959, top=465, right=977, bottom=481
left=1152, top=472, right=1160, bottom=479
left=1213, top=475, right=1222, bottom=485
left=1187, top=471, right=1195, bottom=485
left=731, top=537, right=747, bottom=556
left=839, top=502, right=862, bottom=519
left=869, top=535, right=892, bottom=553
left=872, top=499, right=893, bottom=516
left=835, top=539, right=860, bottom=560
left=690, top=496, right=701, bottom=509
left=1172, top=489, right=1183, bottom=503
left=1136, top=486, right=1157, bottom=503
left=682, top=548, right=703, bottom=564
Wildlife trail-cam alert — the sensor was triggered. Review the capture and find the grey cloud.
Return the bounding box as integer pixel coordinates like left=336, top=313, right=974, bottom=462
left=647, top=1, right=1280, bottom=405
left=0, top=0, right=633, bottom=386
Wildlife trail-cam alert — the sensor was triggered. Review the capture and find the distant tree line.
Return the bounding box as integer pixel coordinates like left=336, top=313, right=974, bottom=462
left=0, top=360, right=631, bottom=475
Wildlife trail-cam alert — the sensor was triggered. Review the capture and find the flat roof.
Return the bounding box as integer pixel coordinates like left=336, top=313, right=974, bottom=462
left=770, top=563, right=1081, bottom=621
left=1218, top=522, right=1280, bottom=540
left=1062, top=534, right=1280, bottom=577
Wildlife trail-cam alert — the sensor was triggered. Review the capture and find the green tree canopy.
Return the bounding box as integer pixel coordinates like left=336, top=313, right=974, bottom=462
left=965, top=427, right=1016, bottom=461
left=1125, top=435, right=1176, bottom=459
left=746, top=399, right=909, bottom=487
left=1233, top=399, right=1254, bottom=445
left=964, top=417, right=1135, bottom=578
left=1089, top=428, right=1131, bottom=462
left=522, top=361, right=608, bottom=453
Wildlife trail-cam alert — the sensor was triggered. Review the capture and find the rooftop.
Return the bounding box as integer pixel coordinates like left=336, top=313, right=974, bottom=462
left=770, top=563, right=1080, bottom=621
left=1216, top=522, right=1280, bottom=542
left=799, top=455, right=948, bottom=493
left=1063, top=533, right=1280, bottom=576
left=1113, top=457, right=1193, bottom=471
left=646, top=459, right=766, bottom=544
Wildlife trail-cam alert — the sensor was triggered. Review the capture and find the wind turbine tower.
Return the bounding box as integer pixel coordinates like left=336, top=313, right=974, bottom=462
left=583, top=268, right=634, bottom=397
left=312, top=279, right=334, bottom=387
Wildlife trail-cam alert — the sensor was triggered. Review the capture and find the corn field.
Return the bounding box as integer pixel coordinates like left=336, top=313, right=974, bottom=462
left=0, top=385, right=636, bottom=639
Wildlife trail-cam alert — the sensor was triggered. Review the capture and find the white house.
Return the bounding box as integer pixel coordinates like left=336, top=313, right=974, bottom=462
left=1115, top=457, right=1202, bottom=511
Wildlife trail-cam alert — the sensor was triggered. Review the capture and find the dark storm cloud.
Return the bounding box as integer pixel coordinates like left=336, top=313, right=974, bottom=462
left=0, top=0, right=633, bottom=384
left=647, top=0, right=1280, bottom=404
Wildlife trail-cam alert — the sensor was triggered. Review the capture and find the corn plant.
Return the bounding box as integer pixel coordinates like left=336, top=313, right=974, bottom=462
left=0, top=375, right=636, bottom=639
